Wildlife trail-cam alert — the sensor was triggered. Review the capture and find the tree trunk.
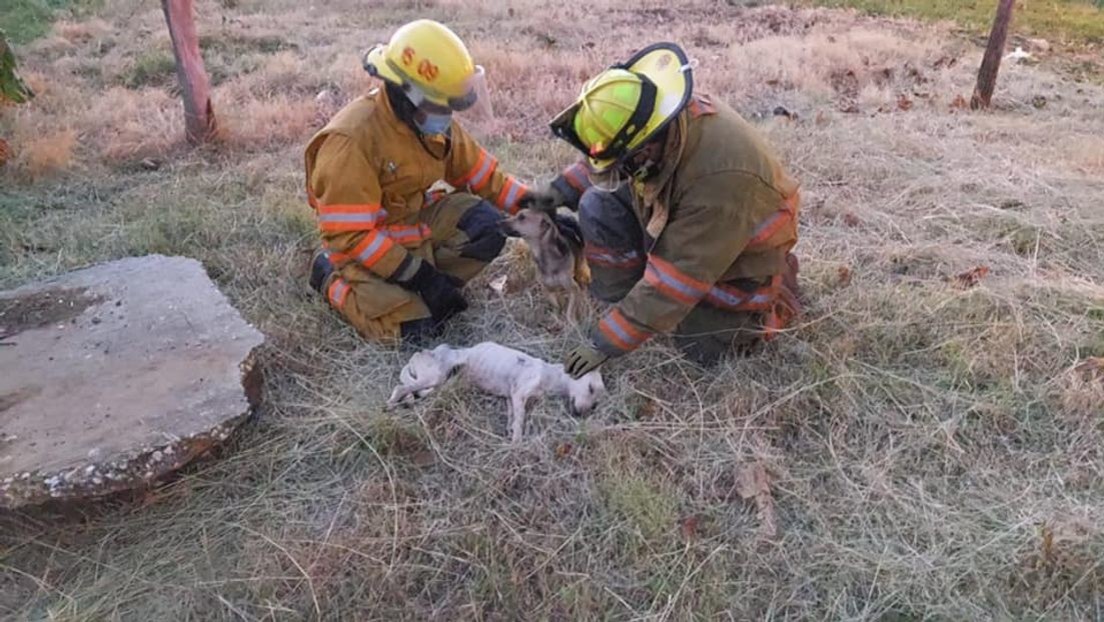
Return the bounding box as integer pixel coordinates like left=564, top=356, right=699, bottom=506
left=971, top=0, right=1016, bottom=110
left=161, top=0, right=217, bottom=144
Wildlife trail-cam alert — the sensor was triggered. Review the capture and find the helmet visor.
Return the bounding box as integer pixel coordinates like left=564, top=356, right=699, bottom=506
left=396, top=64, right=482, bottom=112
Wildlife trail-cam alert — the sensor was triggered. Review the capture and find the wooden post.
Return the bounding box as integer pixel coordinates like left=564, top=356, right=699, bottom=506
left=161, top=0, right=217, bottom=144
left=970, top=0, right=1016, bottom=110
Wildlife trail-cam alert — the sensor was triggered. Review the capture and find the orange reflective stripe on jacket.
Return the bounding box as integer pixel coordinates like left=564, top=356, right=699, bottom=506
left=598, top=308, right=652, bottom=352
left=382, top=223, right=432, bottom=247
left=449, top=148, right=499, bottom=192
left=327, top=276, right=351, bottom=309
left=748, top=191, right=799, bottom=248
left=561, top=161, right=590, bottom=193
left=495, top=176, right=528, bottom=214
left=345, top=230, right=394, bottom=269
left=643, top=254, right=711, bottom=306
left=316, top=203, right=386, bottom=233
left=705, top=274, right=800, bottom=341
left=687, top=94, right=717, bottom=118
left=705, top=278, right=777, bottom=312
left=584, top=242, right=643, bottom=270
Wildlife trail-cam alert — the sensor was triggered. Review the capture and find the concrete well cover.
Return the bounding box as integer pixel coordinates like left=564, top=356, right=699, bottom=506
left=0, top=255, right=264, bottom=508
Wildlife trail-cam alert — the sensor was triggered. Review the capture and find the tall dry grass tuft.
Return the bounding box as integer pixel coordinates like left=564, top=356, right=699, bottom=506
left=17, top=128, right=77, bottom=179
left=1057, top=360, right=1104, bottom=422
left=717, top=26, right=952, bottom=109
left=85, top=87, right=180, bottom=161
left=219, top=95, right=317, bottom=149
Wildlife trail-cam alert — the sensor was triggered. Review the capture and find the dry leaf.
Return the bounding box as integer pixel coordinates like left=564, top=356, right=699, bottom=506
left=553, top=441, right=573, bottom=458
left=1074, top=357, right=1104, bottom=376
left=932, top=55, right=958, bottom=69
left=735, top=463, right=771, bottom=499
left=488, top=274, right=508, bottom=295
left=412, top=449, right=436, bottom=468
left=736, top=462, right=778, bottom=540
left=679, top=515, right=700, bottom=540
left=837, top=266, right=853, bottom=286
left=772, top=105, right=797, bottom=120
left=951, top=266, right=990, bottom=289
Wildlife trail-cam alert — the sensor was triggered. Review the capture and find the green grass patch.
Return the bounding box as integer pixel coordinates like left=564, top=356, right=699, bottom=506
left=0, top=0, right=102, bottom=45
left=119, top=50, right=177, bottom=89
left=809, top=0, right=1104, bottom=45
left=601, top=472, right=679, bottom=545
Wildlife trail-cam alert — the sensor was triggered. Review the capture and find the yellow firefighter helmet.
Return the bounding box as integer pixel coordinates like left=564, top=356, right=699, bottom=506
left=551, top=43, right=693, bottom=171
left=362, top=19, right=482, bottom=112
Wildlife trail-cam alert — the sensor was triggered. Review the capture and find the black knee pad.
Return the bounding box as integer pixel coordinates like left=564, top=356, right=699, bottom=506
left=456, top=201, right=506, bottom=261
left=579, top=186, right=642, bottom=252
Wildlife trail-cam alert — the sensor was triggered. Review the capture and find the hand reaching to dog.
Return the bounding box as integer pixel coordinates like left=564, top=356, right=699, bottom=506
left=518, top=184, right=566, bottom=216
left=564, top=343, right=609, bottom=379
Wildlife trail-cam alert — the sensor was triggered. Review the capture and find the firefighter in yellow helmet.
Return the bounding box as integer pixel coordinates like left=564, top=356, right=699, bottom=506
left=522, top=43, right=802, bottom=377
left=305, top=20, right=555, bottom=342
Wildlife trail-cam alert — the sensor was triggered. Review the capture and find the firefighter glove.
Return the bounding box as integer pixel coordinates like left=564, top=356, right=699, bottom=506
left=397, top=261, right=468, bottom=326
left=564, top=343, right=609, bottom=379
left=518, top=185, right=566, bottom=216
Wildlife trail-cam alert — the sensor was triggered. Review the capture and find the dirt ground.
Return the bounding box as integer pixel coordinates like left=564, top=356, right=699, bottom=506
left=0, top=287, right=101, bottom=339
left=1, top=0, right=1103, bottom=619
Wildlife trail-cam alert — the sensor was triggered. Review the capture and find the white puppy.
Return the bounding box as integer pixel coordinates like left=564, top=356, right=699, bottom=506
left=387, top=342, right=606, bottom=442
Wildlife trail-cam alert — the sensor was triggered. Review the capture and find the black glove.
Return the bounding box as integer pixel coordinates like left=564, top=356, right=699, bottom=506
left=395, top=261, right=468, bottom=326
left=517, top=185, right=566, bottom=216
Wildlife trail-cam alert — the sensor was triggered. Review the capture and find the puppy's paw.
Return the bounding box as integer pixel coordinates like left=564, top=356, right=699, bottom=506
left=386, top=387, right=410, bottom=409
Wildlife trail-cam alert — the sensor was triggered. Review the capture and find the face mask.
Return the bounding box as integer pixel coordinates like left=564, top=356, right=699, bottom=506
left=415, top=111, right=452, bottom=136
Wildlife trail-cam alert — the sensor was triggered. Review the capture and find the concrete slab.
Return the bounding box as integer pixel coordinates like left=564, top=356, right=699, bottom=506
left=0, top=255, right=264, bottom=508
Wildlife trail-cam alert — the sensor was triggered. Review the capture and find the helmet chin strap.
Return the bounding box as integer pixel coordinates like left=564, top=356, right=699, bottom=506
left=618, top=125, right=669, bottom=182
left=626, top=159, right=661, bottom=182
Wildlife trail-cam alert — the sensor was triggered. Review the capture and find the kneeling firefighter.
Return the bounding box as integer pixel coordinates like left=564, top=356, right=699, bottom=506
left=305, top=20, right=554, bottom=342
left=523, top=43, right=803, bottom=377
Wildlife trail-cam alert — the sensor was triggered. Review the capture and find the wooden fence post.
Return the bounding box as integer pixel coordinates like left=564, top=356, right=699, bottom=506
left=161, top=0, right=217, bottom=144
left=970, top=0, right=1016, bottom=110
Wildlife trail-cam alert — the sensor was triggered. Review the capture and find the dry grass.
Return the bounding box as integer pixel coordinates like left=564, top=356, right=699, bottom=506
left=17, top=128, right=77, bottom=179
left=2, top=0, right=1104, bottom=619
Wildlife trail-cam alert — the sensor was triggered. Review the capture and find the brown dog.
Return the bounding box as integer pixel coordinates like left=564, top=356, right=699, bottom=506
left=499, top=209, right=590, bottom=319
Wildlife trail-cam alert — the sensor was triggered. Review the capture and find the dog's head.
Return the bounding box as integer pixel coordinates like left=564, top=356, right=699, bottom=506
left=499, top=208, right=553, bottom=241
left=566, top=370, right=606, bottom=417
left=387, top=350, right=450, bottom=407
left=400, top=351, right=446, bottom=385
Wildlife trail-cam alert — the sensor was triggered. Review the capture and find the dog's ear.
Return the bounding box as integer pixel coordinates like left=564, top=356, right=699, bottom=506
left=552, top=214, right=585, bottom=249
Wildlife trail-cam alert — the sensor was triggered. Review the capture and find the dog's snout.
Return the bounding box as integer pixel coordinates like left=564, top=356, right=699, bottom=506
left=498, top=219, right=520, bottom=237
